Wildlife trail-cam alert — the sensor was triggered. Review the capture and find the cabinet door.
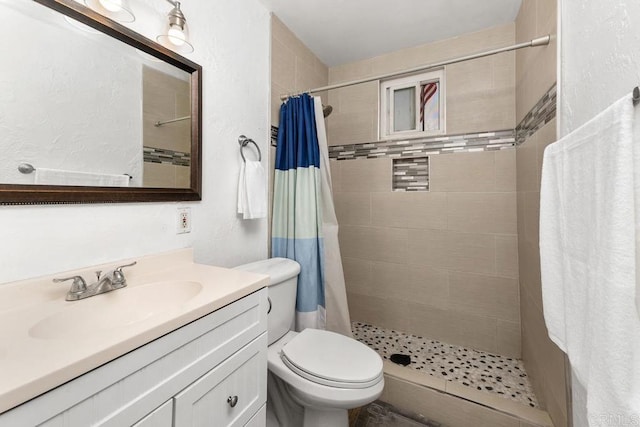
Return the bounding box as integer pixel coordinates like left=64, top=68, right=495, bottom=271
left=174, top=334, right=267, bottom=427
left=132, top=400, right=173, bottom=427
left=244, top=404, right=266, bottom=427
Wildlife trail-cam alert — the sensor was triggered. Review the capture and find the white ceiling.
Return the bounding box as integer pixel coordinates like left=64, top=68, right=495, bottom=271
left=259, top=0, right=523, bottom=67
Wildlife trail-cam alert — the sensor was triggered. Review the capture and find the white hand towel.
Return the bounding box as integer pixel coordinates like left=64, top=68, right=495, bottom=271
left=540, top=92, right=640, bottom=425
left=35, top=168, right=130, bottom=187
left=237, top=160, right=266, bottom=219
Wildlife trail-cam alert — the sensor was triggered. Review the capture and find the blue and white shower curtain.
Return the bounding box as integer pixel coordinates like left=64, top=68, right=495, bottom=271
left=272, top=94, right=351, bottom=334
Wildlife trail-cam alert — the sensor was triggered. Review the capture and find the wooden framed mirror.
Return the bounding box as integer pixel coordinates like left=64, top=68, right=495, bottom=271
left=0, top=0, right=202, bottom=204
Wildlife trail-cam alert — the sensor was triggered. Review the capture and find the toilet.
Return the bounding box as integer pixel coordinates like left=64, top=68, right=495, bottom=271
left=235, top=258, right=384, bottom=427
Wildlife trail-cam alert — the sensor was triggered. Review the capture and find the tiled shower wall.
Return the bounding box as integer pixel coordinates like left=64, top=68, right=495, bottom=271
left=327, top=23, right=516, bottom=145
left=515, top=1, right=568, bottom=426
left=332, top=152, right=520, bottom=357
left=328, top=24, right=521, bottom=357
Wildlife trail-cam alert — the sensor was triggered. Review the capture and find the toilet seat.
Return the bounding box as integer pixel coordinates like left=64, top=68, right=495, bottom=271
left=280, top=329, right=383, bottom=389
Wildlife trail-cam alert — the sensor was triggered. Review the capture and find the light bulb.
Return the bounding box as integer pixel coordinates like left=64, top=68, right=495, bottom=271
left=98, top=0, right=123, bottom=12
left=167, top=25, right=186, bottom=46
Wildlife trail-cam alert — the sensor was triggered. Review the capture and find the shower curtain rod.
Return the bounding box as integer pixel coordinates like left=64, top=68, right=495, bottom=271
left=280, top=35, right=551, bottom=101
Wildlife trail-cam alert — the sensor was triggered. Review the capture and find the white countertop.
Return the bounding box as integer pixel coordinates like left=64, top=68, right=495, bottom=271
left=0, top=249, right=269, bottom=414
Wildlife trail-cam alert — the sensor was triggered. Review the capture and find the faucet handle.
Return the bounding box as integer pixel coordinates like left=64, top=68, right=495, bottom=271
left=113, top=261, right=137, bottom=285
left=53, top=275, right=87, bottom=294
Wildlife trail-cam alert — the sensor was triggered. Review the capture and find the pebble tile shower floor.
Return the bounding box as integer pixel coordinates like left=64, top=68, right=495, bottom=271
left=352, top=322, right=538, bottom=408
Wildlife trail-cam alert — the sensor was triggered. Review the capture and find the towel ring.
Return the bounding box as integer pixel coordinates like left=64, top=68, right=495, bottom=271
left=238, top=135, right=262, bottom=162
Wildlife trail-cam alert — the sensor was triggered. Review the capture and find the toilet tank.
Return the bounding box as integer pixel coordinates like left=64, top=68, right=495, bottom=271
left=234, top=258, right=301, bottom=345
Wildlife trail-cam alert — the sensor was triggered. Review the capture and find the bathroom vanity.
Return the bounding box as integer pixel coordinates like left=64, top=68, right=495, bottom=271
left=0, top=249, right=269, bottom=426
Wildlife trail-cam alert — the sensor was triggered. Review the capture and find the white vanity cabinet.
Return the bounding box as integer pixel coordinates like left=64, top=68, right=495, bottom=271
left=0, top=289, right=268, bottom=427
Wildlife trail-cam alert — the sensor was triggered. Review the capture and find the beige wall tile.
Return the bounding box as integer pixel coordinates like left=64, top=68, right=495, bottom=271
left=408, top=229, right=497, bottom=275
left=516, top=134, right=538, bottom=192
left=519, top=240, right=543, bottom=310
left=342, top=257, right=372, bottom=295
left=493, top=51, right=516, bottom=91
left=408, top=265, right=450, bottom=308
left=443, top=230, right=498, bottom=275
left=495, top=149, right=517, bottom=192
left=445, top=381, right=552, bottom=426
left=371, top=192, right=447, bottom=229
left=333, top=192, right=371, bottom=226
left=447, top=192, right=517, bottom=234
left=329, top=59, right=375, bottom=83
left=448, top=310, right=498, bottom=354
left=535, top=119, right=557, bottom=188
left=407, top=302, right=453, bottom=343
left=340, top=158, right=391, bottom=192
left=336, top=81, right=378, bottom=114
left=271, top=38, right=296, bottom=90
left=446, top=57, right=494, bottom=96
left=496, top=234, right=519, bottom=279
left=448, top=87, right=515, bottom=134
left=347, top=292, right=411, bottom=332
left=430, top=151, right=496, bottom=192
left=327, top=109, right=377, bottom=145
left=449, top=271, right=520, bottom=322
left=143, top=162, right=176, bottom=188
left=381, top=376, right=520, bottom=427
left=369, top=261, right=408, bottom=299
left=329, top=159, right=341, bottom=193
left=339, top=225, right=407, bottom=264
left=175, top=165, right=190, bottom=188
left=383, top=360, right=447, bottom=392
left=497, top=320, right=522, bottom=358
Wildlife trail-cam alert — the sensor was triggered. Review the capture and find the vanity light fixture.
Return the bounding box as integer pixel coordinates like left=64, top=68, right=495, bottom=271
left=84, top=0, right=136, bottom=23
left=156, top=0, right=194, bottom=54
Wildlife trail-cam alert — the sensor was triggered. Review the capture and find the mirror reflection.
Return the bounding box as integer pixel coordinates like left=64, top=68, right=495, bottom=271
left=0, top=1, right=192, bottom=189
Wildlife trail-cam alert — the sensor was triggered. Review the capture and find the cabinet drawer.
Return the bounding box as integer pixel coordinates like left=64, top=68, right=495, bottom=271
left=174, top=334, right=267, bottom=427
left=132, top=400, right=172, bottom=427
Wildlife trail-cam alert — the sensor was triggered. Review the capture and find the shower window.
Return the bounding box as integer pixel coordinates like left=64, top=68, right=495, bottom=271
left=380, top=69, right=445, bottom=139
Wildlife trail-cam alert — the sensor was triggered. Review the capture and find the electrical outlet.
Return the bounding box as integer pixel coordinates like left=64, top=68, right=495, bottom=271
left=177, top=208, right=191, bottom=234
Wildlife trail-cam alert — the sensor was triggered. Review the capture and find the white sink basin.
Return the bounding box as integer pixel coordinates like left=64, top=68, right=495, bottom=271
left=29, top=281, right=203, bottom=340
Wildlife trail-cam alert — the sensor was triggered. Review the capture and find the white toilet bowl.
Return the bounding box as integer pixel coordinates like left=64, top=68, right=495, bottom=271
left=234, top=258, right=384, bottom=427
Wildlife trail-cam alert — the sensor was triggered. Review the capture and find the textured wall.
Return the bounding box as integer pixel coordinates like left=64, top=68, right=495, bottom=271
left=0, top=0, right=270, bottom=284
left=0, top=2, right=142, bottom=186
left=558, top=1, right=640, bottom=426
left=514, top=1, right=567, bottom=426
left=327, top=24, right=516, bottom=145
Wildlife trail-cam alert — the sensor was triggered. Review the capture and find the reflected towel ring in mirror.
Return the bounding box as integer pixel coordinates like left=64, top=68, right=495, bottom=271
left=238, top=135, right=262, bottom=162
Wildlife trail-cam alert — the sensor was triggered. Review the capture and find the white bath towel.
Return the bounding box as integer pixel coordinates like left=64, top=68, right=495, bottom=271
left=237, top=160, right=267, bottom=219
left=34, top=168, right=130, bottom=187
left=539, top=92, right=640, bottom=425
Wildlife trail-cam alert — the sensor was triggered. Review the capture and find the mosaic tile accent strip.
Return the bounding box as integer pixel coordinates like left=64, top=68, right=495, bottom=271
left=352, top=322, right=539, bottom=408
left=327, top=130, right=516, bottom=161
left=271, top=125, right=279, bottom=147
left=143, top=146, right=191, bottom=167
left=516, top=84, right=557, bottom=144
left=393, top=157, right=429, bottom=191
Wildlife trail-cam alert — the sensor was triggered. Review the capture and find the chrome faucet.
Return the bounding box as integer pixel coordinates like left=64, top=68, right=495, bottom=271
left=53, top=261, right=137, bottom=301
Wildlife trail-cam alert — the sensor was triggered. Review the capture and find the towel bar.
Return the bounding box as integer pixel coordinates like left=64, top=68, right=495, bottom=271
left=17, top=163, right=133, bottom=179
left=238, top=135, right=262, bottom=162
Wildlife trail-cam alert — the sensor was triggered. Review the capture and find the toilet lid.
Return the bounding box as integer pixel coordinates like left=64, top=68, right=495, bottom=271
left=280, top=329, right=383, bottom=389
